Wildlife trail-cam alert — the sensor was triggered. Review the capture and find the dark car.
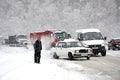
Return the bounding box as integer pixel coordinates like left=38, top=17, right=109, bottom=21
left=108, top=38, right=120, bottom=50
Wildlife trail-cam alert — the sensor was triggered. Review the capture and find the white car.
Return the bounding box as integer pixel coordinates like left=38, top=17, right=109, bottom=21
left=50, top=39, right=93, bottom=60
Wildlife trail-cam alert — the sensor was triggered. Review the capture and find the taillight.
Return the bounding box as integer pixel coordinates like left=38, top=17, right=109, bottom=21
left=112, top=42, right=119, bottom=45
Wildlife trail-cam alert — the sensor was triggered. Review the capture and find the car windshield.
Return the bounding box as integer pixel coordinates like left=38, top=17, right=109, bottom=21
left=81, top=32, right=103, bottom=40
left=67, top=42, right=82, bottom=47
left=114, top=39, right=120, bottom=42
left=54, top=32, right=67, bottom=39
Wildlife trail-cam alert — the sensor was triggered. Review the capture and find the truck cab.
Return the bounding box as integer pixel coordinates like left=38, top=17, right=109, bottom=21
left=30, top=30, right=71, bottom=49
left=51, top=30, right=71, bottom=47
left=16, top=35, right=28, bottom=47
left=76, top=28, right=106, bottom=56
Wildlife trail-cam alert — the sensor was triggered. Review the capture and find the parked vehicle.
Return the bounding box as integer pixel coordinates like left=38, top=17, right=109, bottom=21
left=108, top=38, right=120, bottom=50
left=8, top=35, right=19, bottom=47
left=30, top=30, right=71, bottom=49
left=0, top=36, right=5, bottom=45
left=16, top=35, right=28, bottom=47
left=50, top=39, right=93, bottom=60
left=5, top=35, right=28, bottom=47
left=76, top=28, right=107, bottom=56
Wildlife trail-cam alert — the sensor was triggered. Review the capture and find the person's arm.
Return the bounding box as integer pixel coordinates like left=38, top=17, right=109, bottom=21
left=34, top=40, right=39, bottom=51
left=40, top=41, right=42, bottom=50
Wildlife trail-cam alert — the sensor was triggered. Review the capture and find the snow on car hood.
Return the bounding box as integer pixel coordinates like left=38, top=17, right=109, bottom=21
left=68, top=47, right=90, bottom=50
left=82, top=40, right=104, bottom=45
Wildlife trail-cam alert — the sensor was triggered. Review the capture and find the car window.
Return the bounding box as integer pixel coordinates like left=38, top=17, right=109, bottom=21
left=110, top=39, right=120, bottom=42
left=67, top=42, right=82, bottom=47
left=115, top=39, right=120, bottom=42
left=57, top=42, right=62, bottom=47
left=57, top=42, right=67, bottom=48
left=62, top=42, right=67, bottom=48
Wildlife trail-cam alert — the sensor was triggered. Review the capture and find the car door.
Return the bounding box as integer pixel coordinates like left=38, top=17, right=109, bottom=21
left=56, top=42, right=67, bottom=57
left=61, top=42, right=67, bottom=57
left=55, top=42, right=63, bottom=56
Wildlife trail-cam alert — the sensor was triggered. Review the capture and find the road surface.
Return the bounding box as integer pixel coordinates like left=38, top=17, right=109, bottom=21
left=0, top=46, right=120, bottom=80
left=56, top=50, right=120, bottom=80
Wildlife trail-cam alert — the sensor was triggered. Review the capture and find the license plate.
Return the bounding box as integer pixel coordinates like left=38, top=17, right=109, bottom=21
left=92, top=47, right=98, bottom=49
left=81, top=53, right=87, bottom=56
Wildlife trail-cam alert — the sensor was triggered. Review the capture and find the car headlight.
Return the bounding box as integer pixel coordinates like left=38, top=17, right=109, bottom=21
left=101, top=43, right=105, bottom=46
left=88, top=49, right=92, bottom=53
left=75, top=50, right=79, bottom=53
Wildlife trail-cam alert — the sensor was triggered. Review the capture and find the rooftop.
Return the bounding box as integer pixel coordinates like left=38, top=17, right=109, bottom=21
left=76, top=28, right=101, bottom=33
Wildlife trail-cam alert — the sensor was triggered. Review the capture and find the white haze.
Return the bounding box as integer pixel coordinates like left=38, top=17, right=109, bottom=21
left=0, top=0, right=120, bottom=40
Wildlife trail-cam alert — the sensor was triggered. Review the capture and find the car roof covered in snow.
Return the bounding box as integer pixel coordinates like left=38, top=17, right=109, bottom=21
left=76, top=28, right=101, bottom=33
left=111, top=38, right=120, bottom=40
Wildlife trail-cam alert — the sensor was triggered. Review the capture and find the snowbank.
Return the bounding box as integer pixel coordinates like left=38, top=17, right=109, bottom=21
left=0, top=46, right=117, bottom=80
left=0, top=46, right=89, bottom=80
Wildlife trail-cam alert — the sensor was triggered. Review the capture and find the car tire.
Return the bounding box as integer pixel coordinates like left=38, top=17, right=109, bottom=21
left=101, top=50, right=106, bottom=56
left=68, top=52, right=73, bottom=60
left=53, top=52, right=59, bottom=59
left=87, top=56, right=90, bottom=60
left=112, top=47, right=115, bottom=50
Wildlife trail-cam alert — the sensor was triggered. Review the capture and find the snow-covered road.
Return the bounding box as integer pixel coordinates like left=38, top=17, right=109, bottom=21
left=70, top=50, right=120, bottom=80
left=0, top=45, right=120, bottom=80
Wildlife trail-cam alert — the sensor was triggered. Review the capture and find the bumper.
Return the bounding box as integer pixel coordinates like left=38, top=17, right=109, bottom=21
left=91, top=46, right=106, bottom=53
left=73, top=53, right=91, bottom=57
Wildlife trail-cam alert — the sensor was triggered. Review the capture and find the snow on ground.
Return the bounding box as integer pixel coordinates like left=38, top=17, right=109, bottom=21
left=0, top=45, right=120, bottom=80
left=0, top=45, right=89, bottom=80
left=107, top=50, right=120, bottom=57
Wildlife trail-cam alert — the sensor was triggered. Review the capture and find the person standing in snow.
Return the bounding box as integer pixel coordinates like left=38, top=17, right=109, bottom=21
left=34, top=37, right=42, bottom=63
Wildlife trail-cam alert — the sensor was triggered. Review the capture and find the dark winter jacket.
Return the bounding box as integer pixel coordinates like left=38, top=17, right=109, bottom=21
left=34, top=40, right=42, bottom=52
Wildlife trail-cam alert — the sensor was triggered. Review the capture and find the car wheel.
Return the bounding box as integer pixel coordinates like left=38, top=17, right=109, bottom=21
left=101, top=50, right=106, bottom=56
left=87, top=56, right=90, bottom=60
left=53, top=52, right=59, bottom=59
left=112, top=47, right=116, bottom=50
left=68, top=52, right=73, bottom=60
left=108, top=47, right=110, bottom=50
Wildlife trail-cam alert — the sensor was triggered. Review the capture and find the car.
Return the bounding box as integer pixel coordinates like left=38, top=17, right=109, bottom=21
left=108, top=38, right=120, bottom=50
left=0, top=36, right=5, bottom=45
left=76, top=28, right=107, bottom=56
left=50, top=39, right=93, bottom=60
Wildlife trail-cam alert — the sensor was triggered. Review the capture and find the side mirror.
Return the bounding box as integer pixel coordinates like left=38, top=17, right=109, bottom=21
left=103, top=37, right=107, bottom=40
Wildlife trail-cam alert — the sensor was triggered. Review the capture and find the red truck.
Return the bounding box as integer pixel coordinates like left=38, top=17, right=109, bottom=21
left=30, top=30, right=71, bottom=49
